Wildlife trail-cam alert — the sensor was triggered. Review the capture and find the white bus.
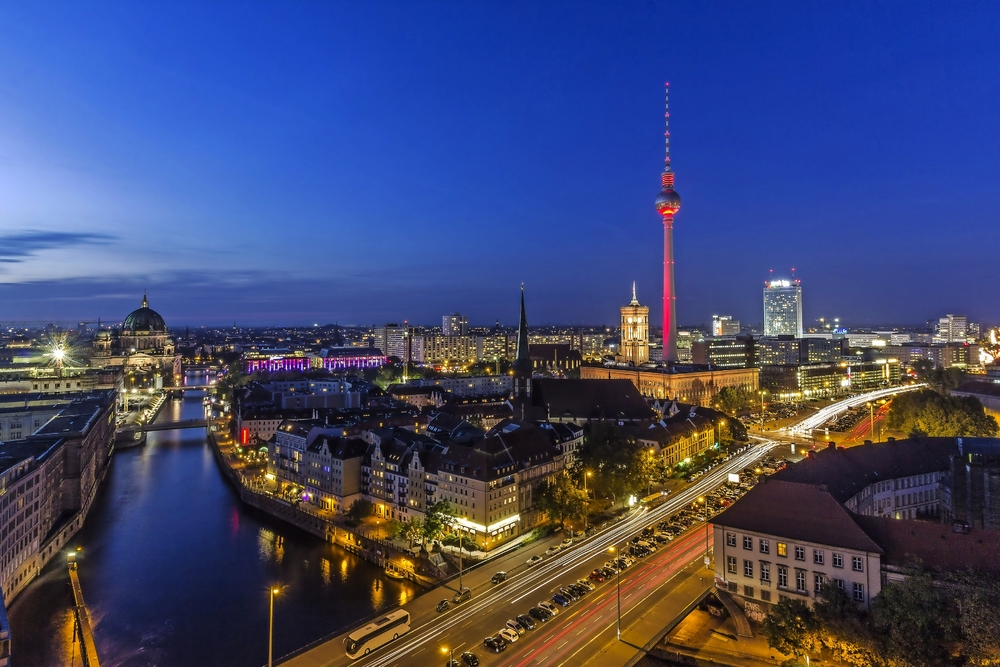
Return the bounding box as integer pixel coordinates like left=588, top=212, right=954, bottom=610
left=344, top=609, right=411, bottom=659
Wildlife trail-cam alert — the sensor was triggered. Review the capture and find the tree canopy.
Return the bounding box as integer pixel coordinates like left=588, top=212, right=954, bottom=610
left=534, top=473, right=587, bottom=527
left=711, top=386, right=758, bottom=415
left=571, top=423, right=656, bottom=503
left=886, top=389, right=997, bottom=438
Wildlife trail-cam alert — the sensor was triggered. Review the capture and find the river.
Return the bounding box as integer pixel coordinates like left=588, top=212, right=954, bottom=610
left=9, top=382, right=417, bottom=666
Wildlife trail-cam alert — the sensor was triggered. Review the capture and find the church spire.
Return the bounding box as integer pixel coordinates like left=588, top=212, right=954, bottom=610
left=630, top=281, right=639, bottom=306
left=513, top=283, right=531, bottom=375
left=142, top=290, right=148, bottom=309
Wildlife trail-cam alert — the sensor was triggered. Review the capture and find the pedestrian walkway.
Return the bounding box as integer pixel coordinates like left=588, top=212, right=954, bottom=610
left=68, top=561, right=101, bottom=667
left=714, top=589, right=753, bottom=637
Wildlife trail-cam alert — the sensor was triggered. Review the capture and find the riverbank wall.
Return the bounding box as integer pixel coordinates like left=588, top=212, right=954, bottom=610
left=207, top=430, right=442, bottom=587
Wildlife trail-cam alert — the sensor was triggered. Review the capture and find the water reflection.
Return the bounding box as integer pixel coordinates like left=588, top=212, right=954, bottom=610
left=9, top=389, right=417, bottom=667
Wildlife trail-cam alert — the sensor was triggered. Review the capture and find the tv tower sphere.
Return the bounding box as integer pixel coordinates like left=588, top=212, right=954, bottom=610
left=655, top=184, right=681, bottom=215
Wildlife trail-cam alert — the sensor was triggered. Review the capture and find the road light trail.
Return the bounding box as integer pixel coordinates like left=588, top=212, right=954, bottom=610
left=782, top=385, right=926, bottom=436
left=355, top=440, right=779, bottom=667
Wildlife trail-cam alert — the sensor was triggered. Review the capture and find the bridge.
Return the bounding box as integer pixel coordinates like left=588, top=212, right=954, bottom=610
left=118, top=419, right=208, bottom=434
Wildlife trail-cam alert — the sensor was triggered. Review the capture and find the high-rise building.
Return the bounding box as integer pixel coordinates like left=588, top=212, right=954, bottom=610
left=654, top=83, right=682, bottom=362
left=373, top=323, right=418, bottom=361
left=935, top=314, right=967, bottom=343
left=712, top=315, right=740, bottom=337
left=442, top=312, right=468, bottom=336
left=763, top=279, right=803, bottom=337
left=619, top=282, right=650, bottom=365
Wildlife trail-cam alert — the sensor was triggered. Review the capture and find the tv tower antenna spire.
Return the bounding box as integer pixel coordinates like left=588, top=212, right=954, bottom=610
left=655, top=82, right=682, bottom=362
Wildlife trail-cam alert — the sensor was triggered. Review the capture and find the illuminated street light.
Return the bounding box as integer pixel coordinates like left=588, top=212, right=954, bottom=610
left=609, top=545, right=622, bottom=639
left=268, top=586, right=282, bottom=667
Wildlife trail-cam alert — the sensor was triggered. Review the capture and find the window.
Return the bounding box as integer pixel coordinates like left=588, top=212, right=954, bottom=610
left=794, top=546, right=805, bottom=561
left=834, top=578, right=845, bottom=591
left=727, top=556, right=737, bottom=574
left=777, top=565, right=788, bottom=588
left=813, top=549, right=824, bottom=565
left=852, top=556, right=864, bottom=572
left=814, top=574, right=824, bottom=593
left=777, top=542, right=787, bottom=557
left=853, top=582, right=865, bottom=602
left=744, top=560, right=753, bottom=578
left=743, top=536, right=753, bottom=550
left=726, top=532, right=736, bottom=547
left=761, top=590, right=771, bottom=602
left=832, top=553, right=843, bottom=568
left=795, top=570, right=806, bottom=593
left=759, top=539, right=770, bottom=554
left=760, top=561, right=770, bottom=582
left=744, top=585, right=754, bottom=597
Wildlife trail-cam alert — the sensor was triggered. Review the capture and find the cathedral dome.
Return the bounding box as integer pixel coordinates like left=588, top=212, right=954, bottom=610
left=123, top=294, right=167, bottom=334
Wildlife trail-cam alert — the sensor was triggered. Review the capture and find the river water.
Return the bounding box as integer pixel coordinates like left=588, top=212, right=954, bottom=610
left=10, top=382, right=416, bottom=666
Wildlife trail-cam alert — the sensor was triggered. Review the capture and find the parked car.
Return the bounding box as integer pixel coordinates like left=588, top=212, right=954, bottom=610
left=528, top=607, right=552, bottom=622
left=491, top=571, right=508, bottom=584
left=575, top=579, right=595, bottom=591
left=558, top=586, right=580, bottom=601
left=589, top=570, right=606, bottom=583
left=506, top=619, right=526, bottom=635
left=452, top=587, right=472, bottom=604
left=483, top=636, right=505, bottom=654
left=526, top=555, right=543, bottom=566
left=436, top=599, right=450, bottom=613
left=447, top=660, right=461, bottom=667
left=516, top=614, right=537, bottom=630
left=551, top=593, right=572, bottom=607
left=544, top=546, right=561, bottom=556
left=461, top=652, right=480, bottom=667
left=499, top=628, right=519, bottom=644
left=560, top=538, right=574, bottom=549
left=538, top=600, right=560, bottom=615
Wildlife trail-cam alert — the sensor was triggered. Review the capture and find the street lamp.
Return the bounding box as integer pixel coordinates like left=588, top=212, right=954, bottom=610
left=608, top=545, right=621, bottom=640
left=268, top=586, right=281, bottom=667
left=584, top=471, right=592, bottom=531
left=759, top=389, right=768, bottom=431
left=442, top=647, right=454, bottom=664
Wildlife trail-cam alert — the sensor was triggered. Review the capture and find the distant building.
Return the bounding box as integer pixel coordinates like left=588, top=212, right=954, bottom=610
left=411, top=334, right=476, bottom=366
left=884, top=342, right=979, bottom=370
left=580, top=365, right=758, bottom=406
left=763, top=279, right=803, bottom=338
left=619, top=283, right=650, bottom=365
left=712, top=315, right=740, bottom=337
left=373, top=323, right=418, bottom=361
left=757, top=336, right=846, bottom=366
left=760, top=359, right=900, bottom=400
left=442, top=313, right=468, bottom=337
left=90, top=293, right=181, bottom=387
left=691, top=336, right=757, bottom=369
left=529, top=344, right=582, bottom=374
left=935, top=314, right=968, bottom=343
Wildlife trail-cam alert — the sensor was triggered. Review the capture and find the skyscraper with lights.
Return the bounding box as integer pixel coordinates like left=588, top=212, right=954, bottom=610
left=654, top=83, right=682, bottom=362
left=763, top=279, right=803, bottom=337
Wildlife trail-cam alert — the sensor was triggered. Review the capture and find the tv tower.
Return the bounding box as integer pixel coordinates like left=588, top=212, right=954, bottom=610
left=654, top=82, right=682, bottom=362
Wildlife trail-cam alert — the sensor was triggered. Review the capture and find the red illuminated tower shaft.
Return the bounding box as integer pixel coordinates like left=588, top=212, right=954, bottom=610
left=654, top=83, right=681, bottom=362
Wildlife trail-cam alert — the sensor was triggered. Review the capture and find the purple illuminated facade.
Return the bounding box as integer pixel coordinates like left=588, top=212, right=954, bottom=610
left=245, top=348, right=386, bottom=373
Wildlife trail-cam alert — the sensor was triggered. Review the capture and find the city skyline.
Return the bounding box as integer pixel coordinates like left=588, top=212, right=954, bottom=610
left=2, top=3, right=999, bottom=327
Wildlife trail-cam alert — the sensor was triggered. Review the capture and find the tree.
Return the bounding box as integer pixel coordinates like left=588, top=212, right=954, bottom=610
left=948, top=572, right=1000, bottom=666
left=871, top=570, right=958, bottom=667
left=760, top=598, right=817, bottom=659
left=385, top=519, right=405, bottom=540
left=535, top=473, right=587, bottom=527
left=811, top=587, right=883, bottom=667
left=346, top=498, right=374, bottom=525
left=886, top=390, right=998, bottom=438
left=403, top=517, right=424, bottom=549
left=422, top=500, right=455, bottom=544
left=711, top=386, right=757, bottom=415
left=573, top=423, right=653, bottom=503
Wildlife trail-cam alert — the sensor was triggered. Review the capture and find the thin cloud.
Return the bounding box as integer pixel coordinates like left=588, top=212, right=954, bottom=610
left=0, top=231, right=116, bottom=263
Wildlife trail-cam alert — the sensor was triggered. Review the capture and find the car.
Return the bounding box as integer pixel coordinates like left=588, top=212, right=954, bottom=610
left=436, top=599, right=450, bottom=613
left=461, top=652, right=480, bottom=667
left=569, top=583, right=590, bottom=596
left=538, top=600, right=560, bottom=615
left=544, top=546, right=561, bottom=556
left=653, top=534, right=670, bottom=544
left=560, top=538, right=574, bottom=548
left=600, top=567, right=616, bottom=578
left=551, top=593, right=572, bottom=607
left=516, top=614, right=537, bottom=630
left=575, top=579, right=595, bottom=591
left=483, top=636, right=504, bottom=653
left=447, top=660, right=461, bottom=667
left=526, top=555, right=543, bottom=566
left=604, top=561, right=619, bottom=573
left=499, top=628, right=519, bottom=643
left=491, top=571, right=508, bottom=584
left=528, top=607, right=552, bottom=622
left=452, top=587, right=472, bottom=604
left=589, top=570, right=606, bottom=583
left=558, top=586, right=580, bottom=601
left=506, top=619, right=525, bottom=635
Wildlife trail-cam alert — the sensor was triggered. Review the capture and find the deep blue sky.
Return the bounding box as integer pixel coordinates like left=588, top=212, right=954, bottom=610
left=1, top=2, right=998, bottom=328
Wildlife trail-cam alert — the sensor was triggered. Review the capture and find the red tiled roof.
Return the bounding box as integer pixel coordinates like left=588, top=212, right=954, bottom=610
left=853, top=515, right=1000, bottom=574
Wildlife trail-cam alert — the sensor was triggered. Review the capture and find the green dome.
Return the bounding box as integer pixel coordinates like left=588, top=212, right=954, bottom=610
left=123, top=294, right=167, bottom=333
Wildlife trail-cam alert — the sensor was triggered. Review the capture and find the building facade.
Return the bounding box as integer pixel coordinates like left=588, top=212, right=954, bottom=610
left=763, top=279, right=803, bottom=338
left=580, top=365, right=759, bottom=406
left=712, top=315, right=741, bottom=337
left=619, top=283, right=650, bottom=366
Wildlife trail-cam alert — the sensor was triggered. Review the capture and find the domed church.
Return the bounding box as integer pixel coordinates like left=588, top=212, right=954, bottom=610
left=91, top=293, right=181, bottom=387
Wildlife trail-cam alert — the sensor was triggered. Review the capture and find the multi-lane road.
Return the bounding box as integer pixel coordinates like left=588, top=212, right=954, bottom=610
left=283, top=438, right=780, bottom=667
left=781, top=384, right=926, bottom=437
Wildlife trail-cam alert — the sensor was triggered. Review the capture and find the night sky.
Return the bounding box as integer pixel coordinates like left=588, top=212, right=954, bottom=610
left=1, top=2, right=998, bottom=328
